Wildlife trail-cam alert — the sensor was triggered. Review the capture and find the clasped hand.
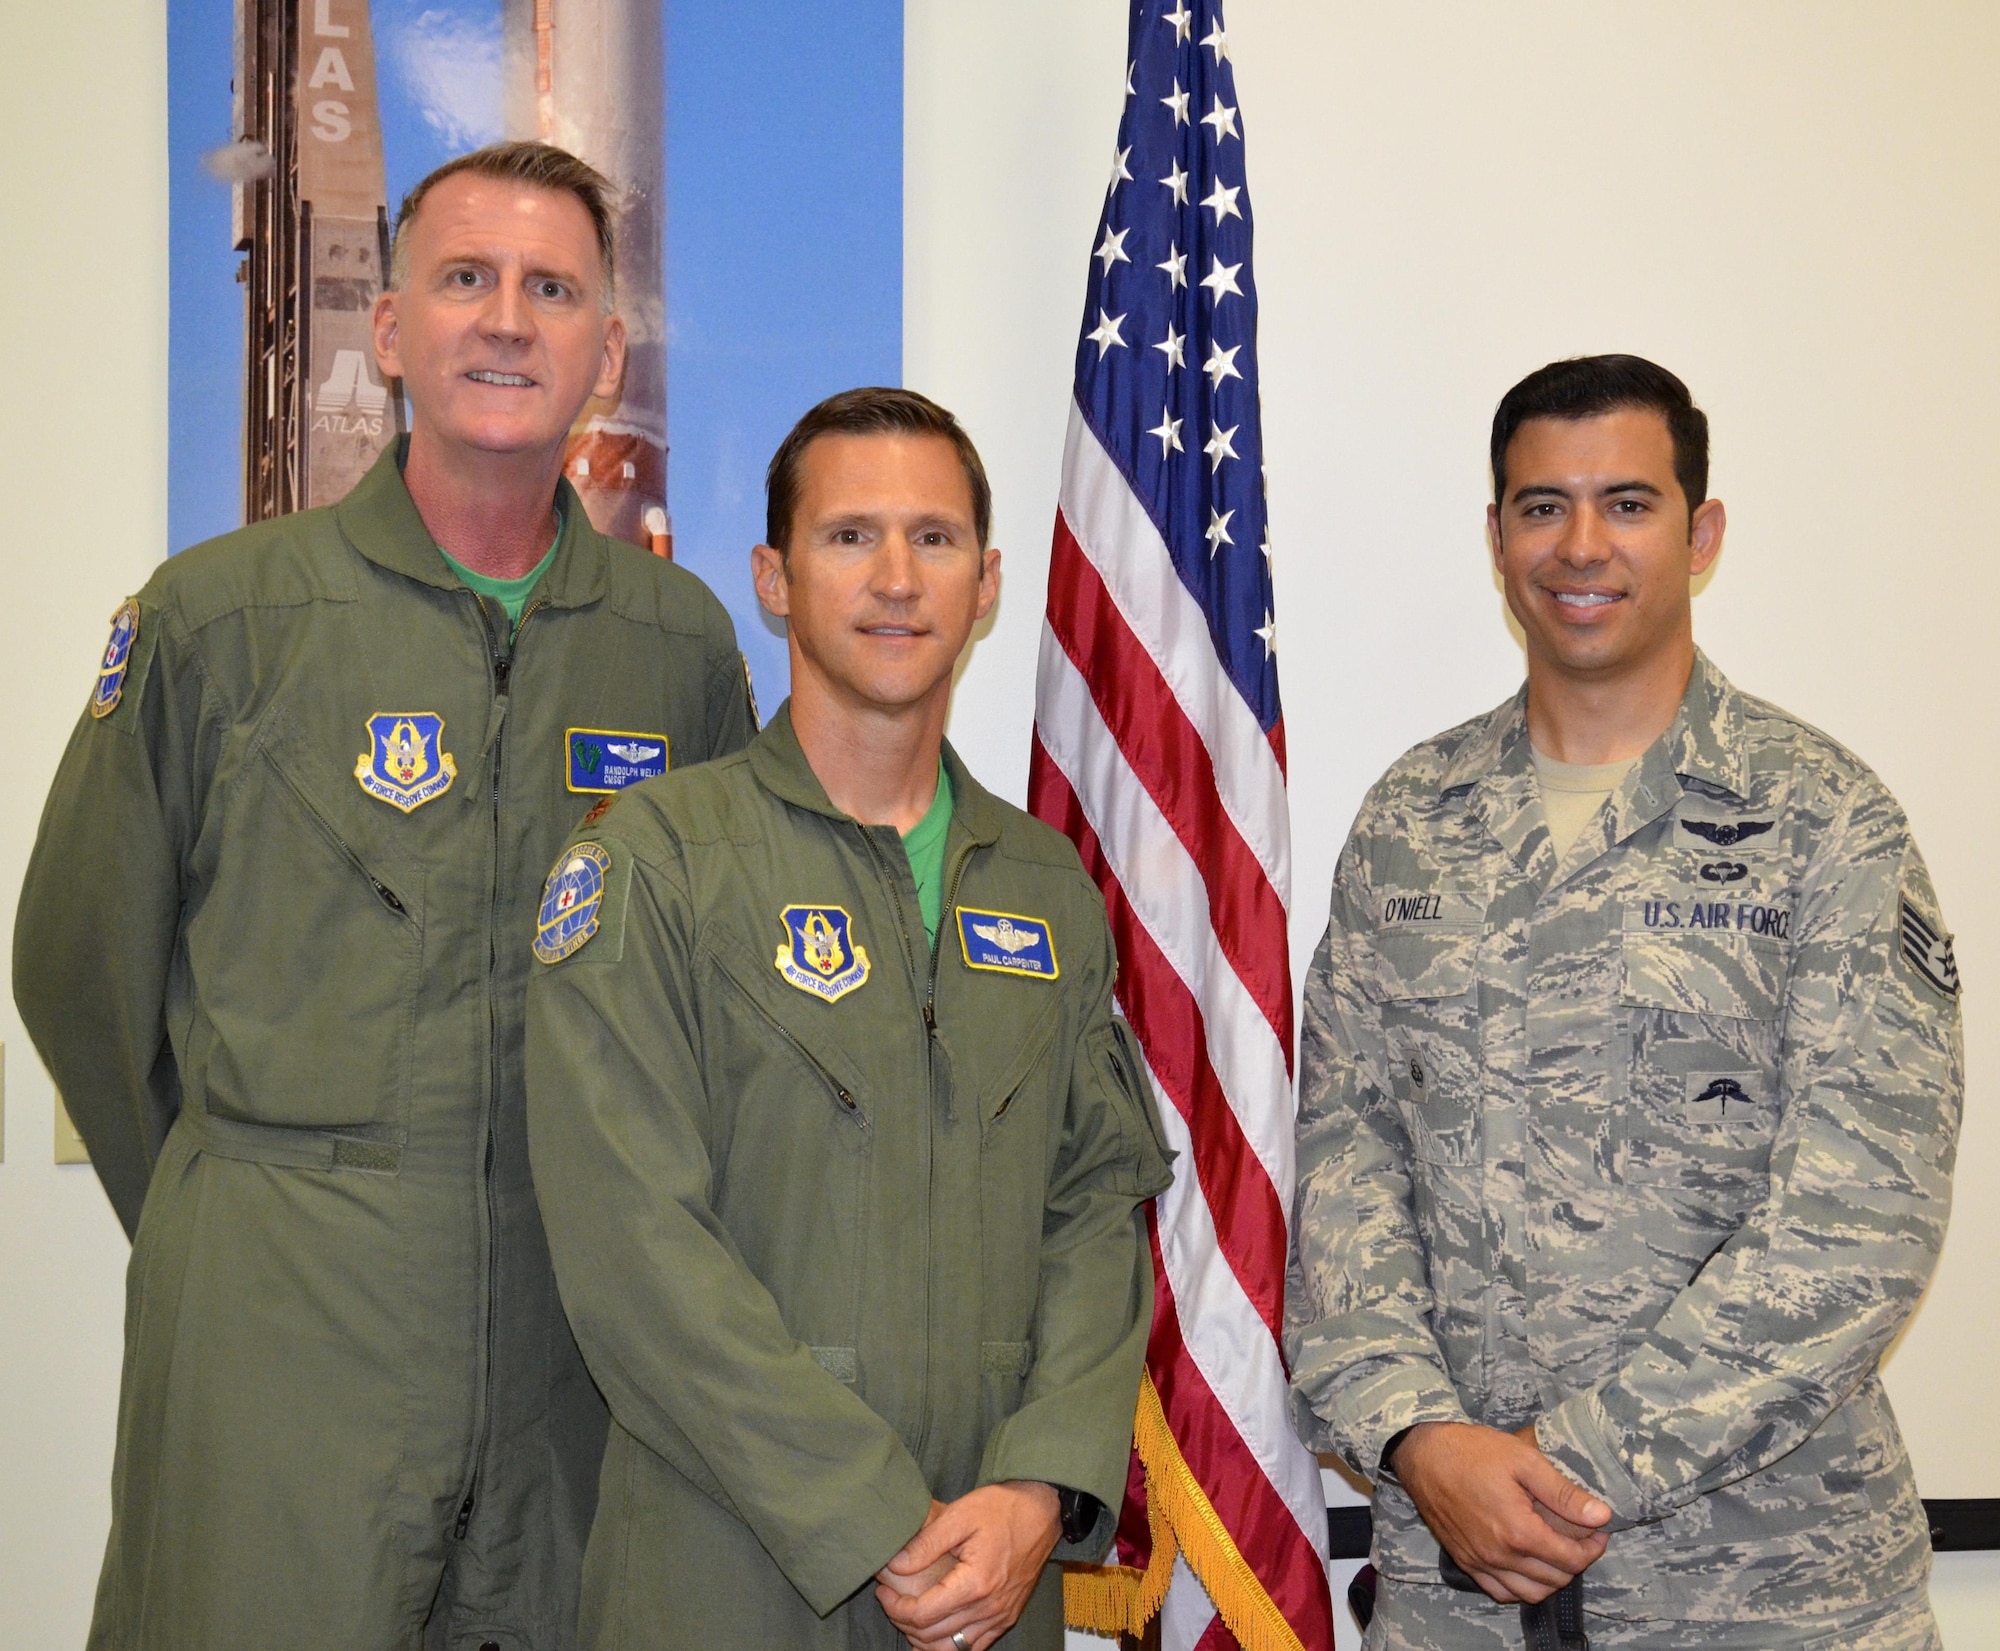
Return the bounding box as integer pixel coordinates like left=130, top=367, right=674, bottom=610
left=1394, top=1422, right=1612, bottom=1605
left=873, top=1481, right=1061, bottom=1651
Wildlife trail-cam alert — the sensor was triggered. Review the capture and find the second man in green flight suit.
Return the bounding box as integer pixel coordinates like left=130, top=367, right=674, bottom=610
left=525, top=387, right=1174, bottom=1649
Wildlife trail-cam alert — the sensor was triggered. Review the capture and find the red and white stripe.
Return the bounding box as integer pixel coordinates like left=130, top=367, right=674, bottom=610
left=1031, top=406, right=1333, bottom=1649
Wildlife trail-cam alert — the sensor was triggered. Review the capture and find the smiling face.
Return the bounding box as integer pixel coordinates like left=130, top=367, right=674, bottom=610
left=752, top=431, right=1000, bottom=719
left=371, top=172, right=625, bottom=469
left=1488, top=406, right=1724, bottom=686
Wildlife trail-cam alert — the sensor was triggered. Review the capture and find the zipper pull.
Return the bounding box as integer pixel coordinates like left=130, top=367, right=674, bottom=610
left=923, top=1001, right=936, bottom=1033
left=453, top=1487, right=475, bottom=1539
left=493, top=653, right=512, bottom=695
left=371, top=879, right=405, bottom=914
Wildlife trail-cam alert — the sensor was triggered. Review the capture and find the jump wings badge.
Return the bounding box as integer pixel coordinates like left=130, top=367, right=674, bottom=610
left=355, top=713, right=457, bottom=812
left=775, top=905, right=870, bottom=1002
left=956, top=907, right=1059, bottom=980
left=535, top=843, right=612, bottom=963
left=90, top=599, right=139, bottom=719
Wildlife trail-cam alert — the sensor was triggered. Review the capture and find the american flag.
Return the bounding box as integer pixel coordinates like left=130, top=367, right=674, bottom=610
left=1028, top=3, right=1335, bottom=1648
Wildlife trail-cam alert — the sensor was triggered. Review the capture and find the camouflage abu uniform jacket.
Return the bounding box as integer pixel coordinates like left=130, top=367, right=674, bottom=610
left=1285, top=652, right=1961, bottom=1622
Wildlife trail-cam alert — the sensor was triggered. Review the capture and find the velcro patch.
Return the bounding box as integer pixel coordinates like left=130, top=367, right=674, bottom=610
left=1900, top=898, right=1959, bottom=1000
left=957, top=907, right=1059, bottom=980
left=775, top=905, right=870, bottom=1002
left=90, top=599, right=140, bottom=719
left=567, top=728, right=669, bottom=794
left=535, top=843, right=612, bottom=963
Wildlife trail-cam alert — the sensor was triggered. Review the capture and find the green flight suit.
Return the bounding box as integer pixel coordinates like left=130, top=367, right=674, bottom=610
left=524, top=706, right=1174, bottom=1649
left=12, top=441, right=754, bottom=1651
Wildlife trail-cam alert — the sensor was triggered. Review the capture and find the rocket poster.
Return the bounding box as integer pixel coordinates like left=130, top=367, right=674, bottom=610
left=167, top=0, right=905, bottom=709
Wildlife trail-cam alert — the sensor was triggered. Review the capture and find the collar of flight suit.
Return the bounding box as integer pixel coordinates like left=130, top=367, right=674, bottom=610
left=333, top=436, right=610, bottom=610
left=747, top=699, right=1007, bottom=850
left=1435, top=649, right=1753, bottom=886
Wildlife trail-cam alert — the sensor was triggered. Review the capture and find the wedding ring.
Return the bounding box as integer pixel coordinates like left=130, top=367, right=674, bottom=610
left=952, top=1634, right=972, bottom=1651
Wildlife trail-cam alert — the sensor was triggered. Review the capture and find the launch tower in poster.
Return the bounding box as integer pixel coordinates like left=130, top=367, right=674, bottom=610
left=235, top=0, right=400, bottom=520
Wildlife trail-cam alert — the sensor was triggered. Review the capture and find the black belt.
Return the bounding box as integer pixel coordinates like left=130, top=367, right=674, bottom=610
left=1440, top=1550, right=1589, bottom=1651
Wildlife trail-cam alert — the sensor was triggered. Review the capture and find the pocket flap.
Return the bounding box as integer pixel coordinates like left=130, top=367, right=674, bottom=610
left=1621, top=931, right=1785, bottom=1021
left=1371, top=930, right=1479, bottom=1002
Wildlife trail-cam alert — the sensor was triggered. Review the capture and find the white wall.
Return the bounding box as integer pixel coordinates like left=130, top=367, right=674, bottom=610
left=908, top=0, right=2000, bottom=1641
left=0, top=0, right=168, bottom=1643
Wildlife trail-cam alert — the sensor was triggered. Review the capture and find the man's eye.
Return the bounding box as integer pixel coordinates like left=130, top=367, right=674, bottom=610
left=536, top=281, right=568, bottom=300
left=450, top=269, right=481, bottom=287
left=835, top=529, right=863, bottom=544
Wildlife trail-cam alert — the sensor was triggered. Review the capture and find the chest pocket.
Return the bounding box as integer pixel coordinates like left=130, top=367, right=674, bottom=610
left=1620, top=912, right=1787, bottom=1199
left=1370, top=926, right=1482, bottom=1166
left=187, top=709, right=424, bottom=1133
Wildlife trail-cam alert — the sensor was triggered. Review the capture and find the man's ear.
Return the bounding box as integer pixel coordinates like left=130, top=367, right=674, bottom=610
left=1689, top=497, right=1726, bottom=577
left=372, top=290, right=402, bottom=380
left=592, top=314, right=628, bottom=403
left=975, top=547, right=1002, bottom=622
left=751, top=541, right=791, bottom=618
left=1485, top=502, right=1504, bottom=575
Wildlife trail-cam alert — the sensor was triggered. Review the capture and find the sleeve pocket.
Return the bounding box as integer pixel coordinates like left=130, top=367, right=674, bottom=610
left=1095, top=1017, right=1177, bottom=1198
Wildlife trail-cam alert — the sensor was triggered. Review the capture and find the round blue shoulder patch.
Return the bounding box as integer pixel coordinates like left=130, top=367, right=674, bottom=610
left=91, top=598, right=140, bottom=720
left=535, top=842, right=612, bottom=963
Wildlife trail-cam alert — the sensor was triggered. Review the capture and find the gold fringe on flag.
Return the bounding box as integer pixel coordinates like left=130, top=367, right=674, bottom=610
left=1062, top=1371, right=1307, bottom=1651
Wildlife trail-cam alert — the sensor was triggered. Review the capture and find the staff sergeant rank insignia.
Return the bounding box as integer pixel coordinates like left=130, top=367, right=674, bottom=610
left=1900, top=896, right=1959, bottom=1000
left=535, top=843, right=612, bottom=963
left=90, top=598, right=140, bottom=719
left=567, top=727, right=669, bottom=794
left=355, top=713, right=457, bottom=812
left=956, top=907, right=1059, bottom=980
left=775, top=905, right=870, bottom=1002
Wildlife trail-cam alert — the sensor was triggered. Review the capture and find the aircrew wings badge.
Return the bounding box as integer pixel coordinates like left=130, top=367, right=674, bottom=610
left=355, top=713, right=457, bottom=812
left=90, top=599, right=140, bottom=719
left=535, top=843, right=612, bottom=963
left=775, top=905, right=870, bottom=1002
left=956, top=907, right=1058, bottom=980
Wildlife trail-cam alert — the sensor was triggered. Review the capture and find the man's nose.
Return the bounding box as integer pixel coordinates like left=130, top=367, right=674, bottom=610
left=1556, top=507, right=1608, bottom=566
left=872, top=534, right=920, bottom=597
left=481, top=278, right=534, bottom=343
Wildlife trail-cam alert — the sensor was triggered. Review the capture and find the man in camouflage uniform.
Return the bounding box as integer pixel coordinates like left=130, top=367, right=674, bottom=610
left=1286, top=356, right=1960, bottom=1649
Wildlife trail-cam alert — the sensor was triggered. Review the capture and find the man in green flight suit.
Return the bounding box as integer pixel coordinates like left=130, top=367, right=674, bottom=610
left=525, top=387, right=1175, bottom=1650
left=14, top=142, right=754, bottom=1650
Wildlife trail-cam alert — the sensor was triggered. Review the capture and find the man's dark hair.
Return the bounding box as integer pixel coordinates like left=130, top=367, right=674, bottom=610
left=1490, top=355, right=1710, bottom=516
left=765, top=387, right=993, bottom=554
left=390, top=140, right=618, bottom=306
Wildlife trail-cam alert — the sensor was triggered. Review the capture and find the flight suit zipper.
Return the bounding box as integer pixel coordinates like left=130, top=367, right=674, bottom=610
left=857, top=822, right=979, bottom=1468
left=452, top=593, right=547, bottom=1543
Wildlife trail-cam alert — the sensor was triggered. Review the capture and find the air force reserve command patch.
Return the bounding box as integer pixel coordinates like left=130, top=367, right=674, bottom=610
left=567, top=728, right=669, bottom=794
left=355, top=713, right=457, bottom=812
left=535, top=843, right=612, bottom=963
left=1900, top=896, right=1960, bottom=1001
left=90, top=599, right=140, bottom=719
left=956, top=907, right=1059, bottom=980
left=774, top=905, right=870, bottom=1002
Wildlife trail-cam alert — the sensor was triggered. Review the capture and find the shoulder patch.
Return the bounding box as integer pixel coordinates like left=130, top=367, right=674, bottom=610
left=1900, top=896, right=1959, bottom=1001
left=90, top=599, right=140, bottom=719
left=957, top=907, right=1059, bottom=980
left=536, top=843, right=613, bottom=963
left=775, top=905, right=870, bottom=1002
